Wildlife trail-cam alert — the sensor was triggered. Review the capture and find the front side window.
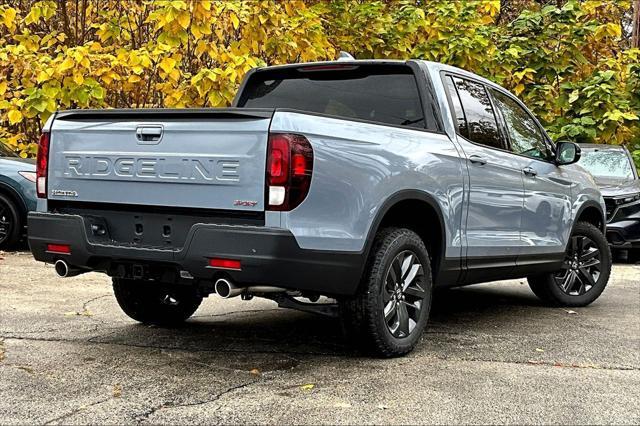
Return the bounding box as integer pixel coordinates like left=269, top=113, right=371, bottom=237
left=450, top=77, right=503, bottom=150
left=491, top=90, right=549, bottom=160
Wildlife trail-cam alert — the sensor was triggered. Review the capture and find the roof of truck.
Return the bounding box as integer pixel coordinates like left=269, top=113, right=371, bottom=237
left=255, top=58, right=505, bottom=94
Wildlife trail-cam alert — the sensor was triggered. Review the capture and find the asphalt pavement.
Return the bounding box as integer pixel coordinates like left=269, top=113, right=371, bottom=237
left=1, top=250, right=638, bottom=424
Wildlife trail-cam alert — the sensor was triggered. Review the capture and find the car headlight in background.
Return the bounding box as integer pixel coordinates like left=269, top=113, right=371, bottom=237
left=613, top=193, right=640, bottom=205
left=18, top=171, right=37, bottom=183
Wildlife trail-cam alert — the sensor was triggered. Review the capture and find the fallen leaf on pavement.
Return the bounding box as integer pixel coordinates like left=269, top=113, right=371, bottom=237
left=535, top=348, right=544, bottom=352
left=64, top=309, right=93, bottom=317
left=300, top=384, right=315, bottom=391
left=113, top=384, right=122, bottom=398
left=250, top=368, right=261, bottom=375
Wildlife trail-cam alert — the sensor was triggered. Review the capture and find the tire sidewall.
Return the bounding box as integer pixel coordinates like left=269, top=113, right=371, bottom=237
left=370, top=230, right=433, bottom=352
left=0, top=194, right=20, bottom=248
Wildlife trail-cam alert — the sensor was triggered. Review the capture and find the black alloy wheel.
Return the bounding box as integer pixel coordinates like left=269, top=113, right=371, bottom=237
left=382, top=250, right=427, bottom=338
left=554, top=235, right=602, bottom=296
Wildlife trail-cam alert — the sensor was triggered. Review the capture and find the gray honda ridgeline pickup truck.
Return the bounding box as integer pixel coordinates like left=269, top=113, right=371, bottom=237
left=29, top=59, right=611, bottom=357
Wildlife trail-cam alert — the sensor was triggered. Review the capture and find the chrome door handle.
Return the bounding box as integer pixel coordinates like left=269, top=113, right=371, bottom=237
left=469, top=155, right=487, bottom=165
left=523, top=166, right=538, bottom=177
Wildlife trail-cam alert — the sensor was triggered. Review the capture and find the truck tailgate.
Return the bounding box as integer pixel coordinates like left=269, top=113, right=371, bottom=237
left=47, top=109, right=272, bottom=211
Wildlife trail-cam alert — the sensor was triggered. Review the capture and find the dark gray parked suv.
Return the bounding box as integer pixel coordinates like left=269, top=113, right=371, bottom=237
left=579, top=144, right=640, bottom=256
left=28, top=59, right=612, bottom=356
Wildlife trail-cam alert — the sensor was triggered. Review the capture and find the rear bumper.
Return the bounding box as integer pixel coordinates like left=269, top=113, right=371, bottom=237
left=27, top=212, right=364, bottom=296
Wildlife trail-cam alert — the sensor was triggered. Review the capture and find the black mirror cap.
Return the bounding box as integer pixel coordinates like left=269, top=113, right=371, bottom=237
left=555, top=141, right=582, bottom=165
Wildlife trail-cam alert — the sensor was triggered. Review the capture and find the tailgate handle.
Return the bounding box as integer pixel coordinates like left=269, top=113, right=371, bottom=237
left=136, top=126, right=163, bottom=144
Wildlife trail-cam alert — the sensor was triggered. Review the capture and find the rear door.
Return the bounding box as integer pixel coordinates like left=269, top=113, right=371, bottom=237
left=489, top=89, right=572, bottom=258
left=443, top=75, right=525, bottom=270
left=48, top=109, right=272, bottom=212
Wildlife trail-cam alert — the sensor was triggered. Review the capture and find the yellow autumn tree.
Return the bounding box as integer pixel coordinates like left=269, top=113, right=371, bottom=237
left=0, top=0, right=637, bottom=164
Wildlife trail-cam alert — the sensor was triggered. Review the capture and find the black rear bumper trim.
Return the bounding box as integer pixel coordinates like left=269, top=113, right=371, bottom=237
left=28, top=212, right=364, bottom=296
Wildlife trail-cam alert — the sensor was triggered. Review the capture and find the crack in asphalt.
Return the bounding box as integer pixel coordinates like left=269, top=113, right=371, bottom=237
left=134, top=379, right=261, bottom=423
left=43, top=396, right=112, bottom=425
left=81, top=294, right=111, bottom=313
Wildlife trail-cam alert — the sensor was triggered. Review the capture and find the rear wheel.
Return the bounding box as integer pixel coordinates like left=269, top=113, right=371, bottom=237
left=528, top=222, right=611, bottom=307
left=0, top=193, right=21, bottom=250
left=340, top=227, right=433, bottom=357
left=113, top=278, right=202, bottom=326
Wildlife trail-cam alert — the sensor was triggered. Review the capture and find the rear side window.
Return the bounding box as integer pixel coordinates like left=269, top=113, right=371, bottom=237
left=238, top=65, right=436, bottom=130
left=448, top=76, right=503, bottom=150
left=444, top=76, right=468, bottom=138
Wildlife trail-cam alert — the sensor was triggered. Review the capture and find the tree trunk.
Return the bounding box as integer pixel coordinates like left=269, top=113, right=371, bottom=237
left=633, top=0, right=640, bottom=48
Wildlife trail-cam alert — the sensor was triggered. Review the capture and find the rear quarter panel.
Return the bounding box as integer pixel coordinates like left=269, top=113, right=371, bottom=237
left=269, top=111, right=465, bottom=257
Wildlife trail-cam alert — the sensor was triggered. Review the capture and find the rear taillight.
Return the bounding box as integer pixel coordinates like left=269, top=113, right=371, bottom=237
left=266, top=133, right=313, bottom=211
left=36, top=132, right=50, bottom=198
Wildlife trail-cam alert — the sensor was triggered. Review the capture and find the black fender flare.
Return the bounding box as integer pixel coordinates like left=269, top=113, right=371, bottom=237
left=361, top=189, right=447, bottom=275
left=573, top=200, right=606, bottom=234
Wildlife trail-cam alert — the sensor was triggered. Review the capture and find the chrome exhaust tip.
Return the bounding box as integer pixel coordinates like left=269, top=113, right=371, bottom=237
left=215, top=278, right=243, bottom=299
left=54, top=260, right=70, bottom=277
left=54, top=260, right=84, bottom=278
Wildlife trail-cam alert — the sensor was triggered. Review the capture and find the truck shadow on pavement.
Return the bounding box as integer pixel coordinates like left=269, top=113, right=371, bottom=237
left=89, top=284, right=549, bottom=358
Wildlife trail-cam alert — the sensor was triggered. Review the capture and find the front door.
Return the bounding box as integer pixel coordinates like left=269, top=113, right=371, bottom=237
left=443, top=75, right=525, bottom=278
left=489, top=88, right=572, bottom=262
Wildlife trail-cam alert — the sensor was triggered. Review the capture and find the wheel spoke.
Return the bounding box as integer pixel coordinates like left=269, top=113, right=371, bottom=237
left=400, top=253, right=414, bottom=279
left=384, top=299, right=397, bottom=322
left=562, top=271, right=576, bottom=292
left=404, top=284, right=426, bottom=299
left=582, top=258, right=600, bottom=269
left=580, top=248, right=599, bottom=262
left=396, top=302, right=410, bottom=337
left=389, top=258, right=401, bottom=285
left=402, top=299, right=422, bottom=316
left=578, top=267, right=596, bottom=287
left=402, top=264, right=421, bottom=290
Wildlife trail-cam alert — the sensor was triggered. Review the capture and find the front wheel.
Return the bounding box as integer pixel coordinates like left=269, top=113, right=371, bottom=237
left=340, top=227, right=433, bottom=357
left=113, top=278, right=202, bottom=326
left=528, top=222, right=611, bottom=307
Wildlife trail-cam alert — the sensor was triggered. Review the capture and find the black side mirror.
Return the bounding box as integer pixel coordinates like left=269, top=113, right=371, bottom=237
left=555, top=141, right=581, bottom=165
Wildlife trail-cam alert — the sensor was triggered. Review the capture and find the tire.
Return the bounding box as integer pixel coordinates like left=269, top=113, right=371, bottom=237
left=0, top=193, right=21, bottom=250
left=113, top=278, right=202, bottom=326
left=528, top=222, right=611, bottom=307
left=340, top=227, right=433, bottom=357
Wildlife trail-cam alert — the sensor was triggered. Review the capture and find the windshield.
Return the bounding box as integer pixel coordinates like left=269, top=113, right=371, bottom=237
left=579, top=149, right=634, bottom=180
left=0, top=143, right=17, bottom=157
